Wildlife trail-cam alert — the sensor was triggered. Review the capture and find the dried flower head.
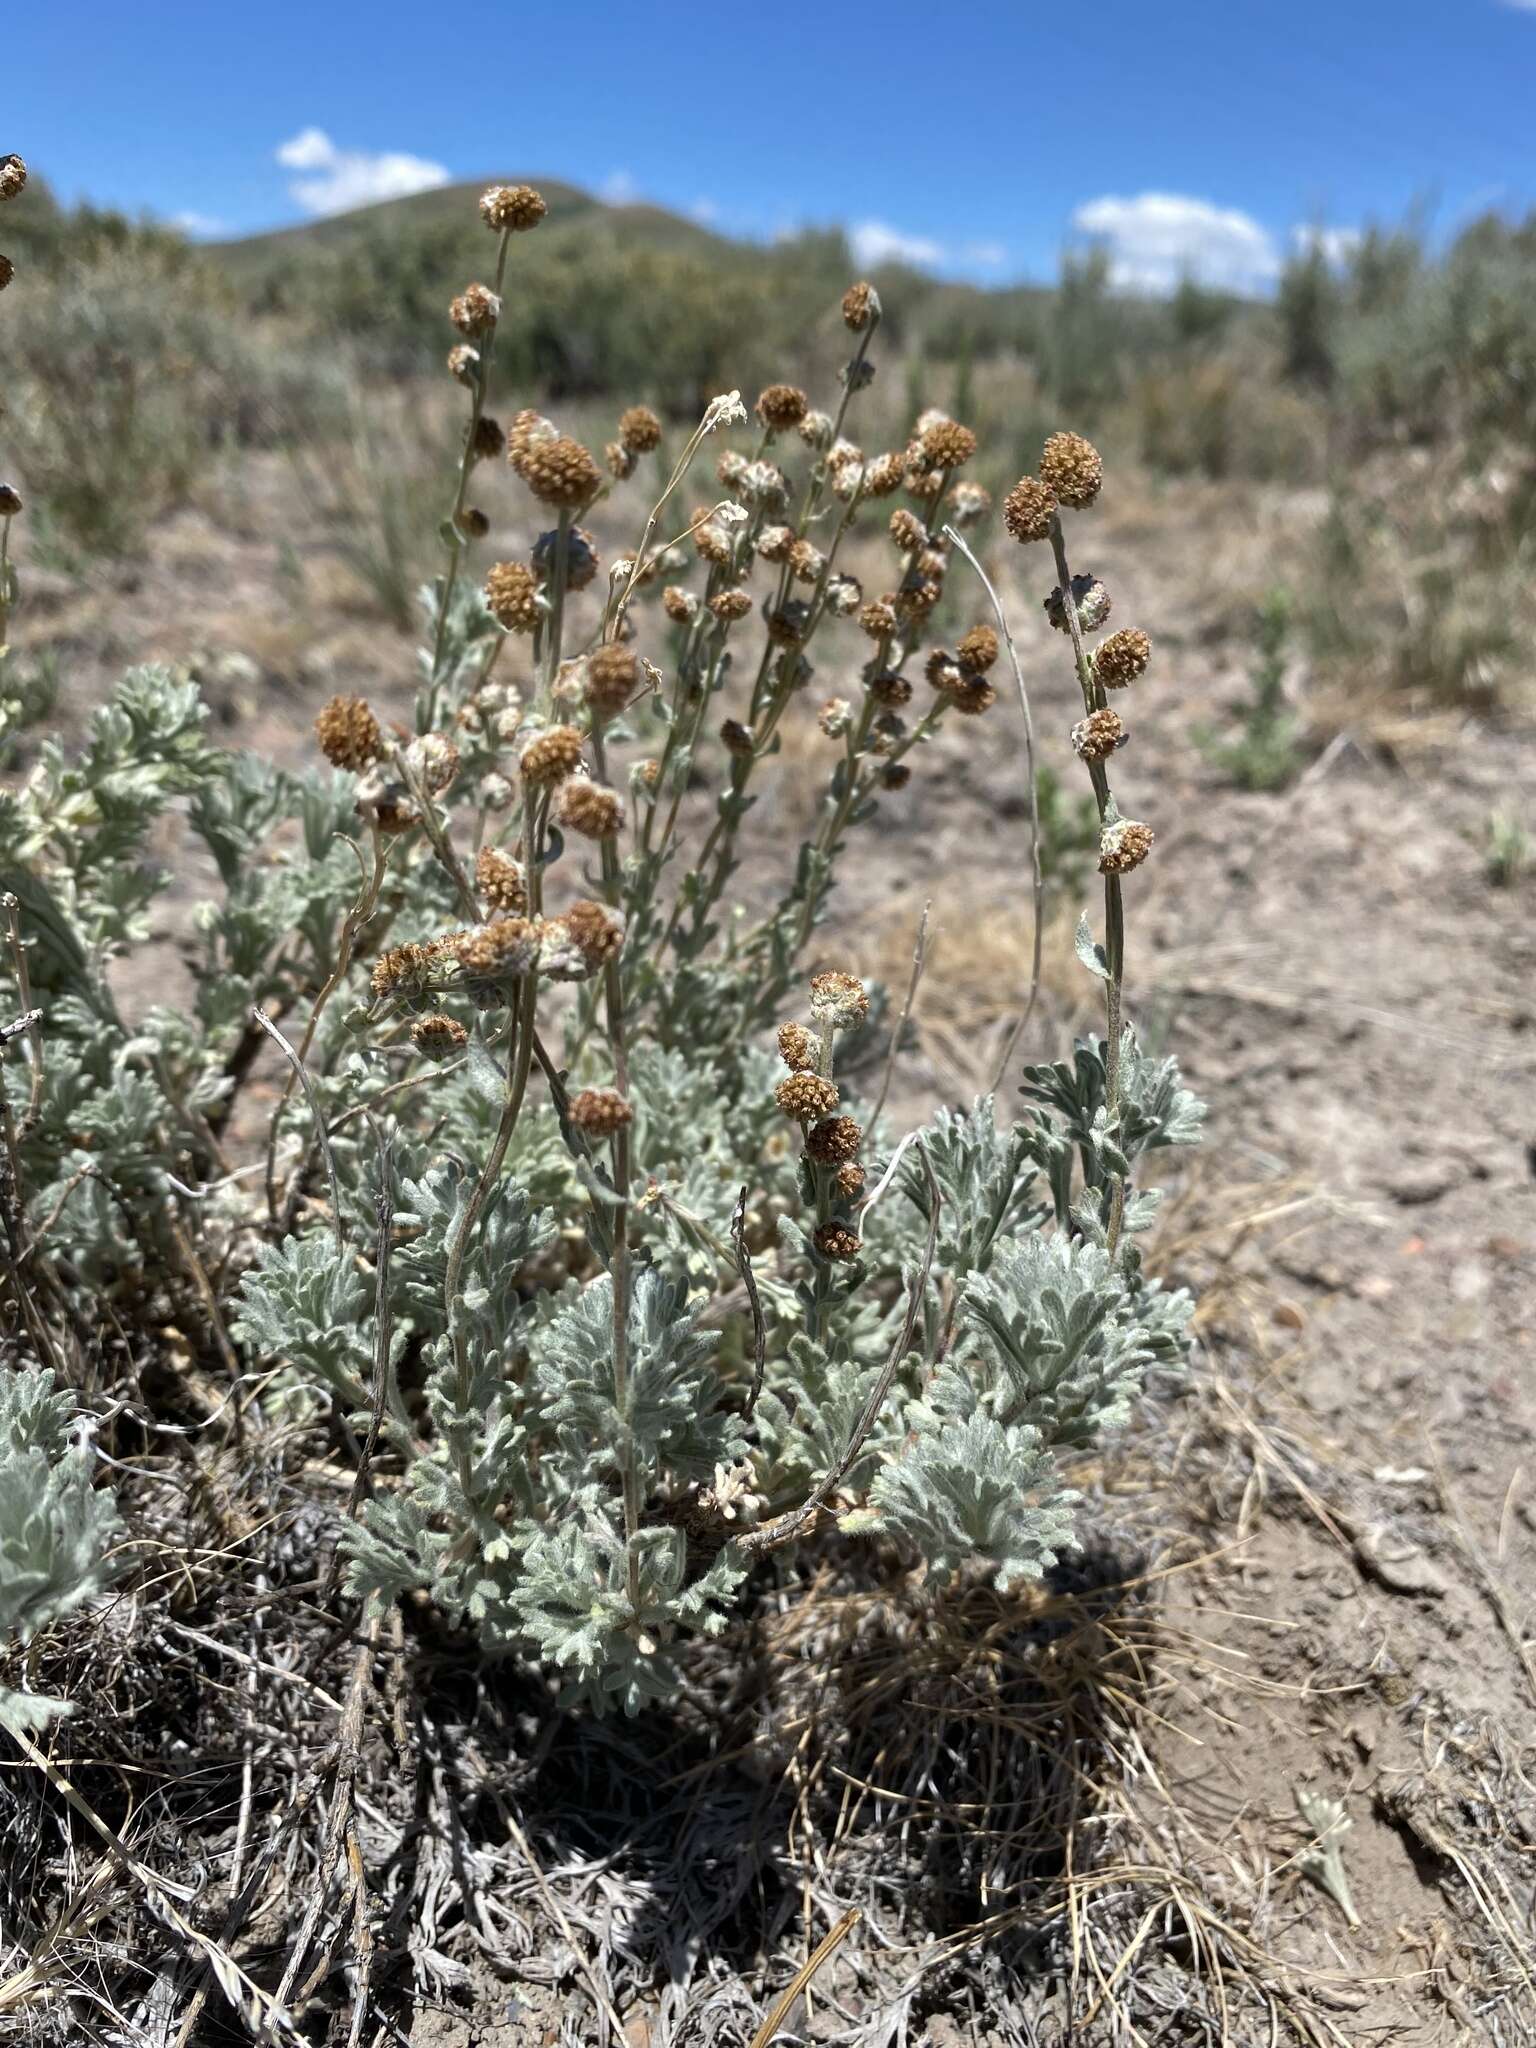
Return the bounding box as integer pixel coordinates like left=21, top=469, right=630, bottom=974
left=447, top=344, right=479, bottom=385
left=471, top=414, right=505, bottom=462
left=476, top=846, right=528, bottom=913
left=868, top=669, right=913, bottom=707
left=456, top=506, right=490, bottom=540
left=894, top=574, right=943, bottom=620
left=450, top=282, right=501, bottom=337
left=315, top=694, right=382, bottom=771
left=520, top=725, right=585, bottom=786
left=1003, top=475, right=1057, bottom=545
left=756, top=524, right=795, bottom=564
left=485, top=560, right=542, bottom=633
left=798, top=409, right=834, bottom=449
left=586, top=642, right=639, bottom=717
left=663, top=585, right=698, bottom=623
left=618, top=404, right=662, bottom=453
left=757, top=383, right=809, bottom=430
left=842, top=281, right=879, bottom=330
left=826, top=574, right=862, bottom=616
left=925, top=649, right=963, bottom=694
left=532, top=525, right=599, bottom=591
left=482, top=771, right=515, bottom=813
left=742, top=460, right=789, bottom=510
left=859, top=599, right=897, bottom=641
left=880, top=762, right=912, bottom=790
left=807, top=1115, right=862, bottom=1165
left=0, top=255, right=14, bottom=291
left=888, top=508, right=925, bottom=554
left=480, top=183, right=546, bottom=231
left=563, top=898, right=625, bottom=967
left=919, top=419, right=977, bottom=471
left=692, top=508, right=733, bottom=564
left=371, top=944, right=433, bottom=1000
left=776, top=1072, right=839, bottom=1122
left=1099, top=818, right=1155, bottom=874
left=519, top=435, right=601, bottom=509
left=558, top=779, right=624, bottom=840
left=863, top=452, right=906, bottom=497
left=950, top=680, right=997, bottom=716
left=406, top=733, right=460, bottom=796
left=1045, top=574, right=1112, bottom=636
left=1094, top=628, right=1152, bottom=689
left=606, top=440, right=636, bottom=481
left=1040, top=431, right=1104, bottom=509
left=710, top=588, right=752, bottom=623
left=948, top=480, right=992, bottom=525
left=508, top=408, right=558, bottom=471
left=571, top=1087, right=634, bottom=1137
left=412, top=1013, right=470, bottom=1059
left=354, top=764, right=419, bottom=835
left=766, top=600, right=810, bottom=646
left=720, top=718, right=755, bottom=759
left=0, top=157, right=26, bottom=203
left=957, top=625, right=999, bottom=675
left=835, top=1161, right=867, bottom=1199
left=1071, top=708, right=1126, bottom=762
left=788, top=539, right=825, bottom=585
left=810, top=971, right=869, bottom=1028
left=0, top=484, right=21, bottom=517
left=456, top=917, right=540, bottom=980
left=818, top=697, right=853, bottom=739
left=777, top=1022, right=818, bottom=1072
left=814, top=1220, right=861, bottom=1261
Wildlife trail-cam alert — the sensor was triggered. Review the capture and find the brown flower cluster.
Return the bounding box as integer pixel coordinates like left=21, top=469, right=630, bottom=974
left=558, top=780, right=623, bottom=840
left=586, top=642, right=638, bottom=717
left=476, top=846, right=527, bottom=913
left=1071, top=708, right=1126, bottom=762
left=1094, top=628, right=1152, bottom=689
left=757, top=383, right=808, bottom=430
left=517, top=435, right=601, bottom=510
left=618, top=404, right=662, bottom=453
left=777, top=1022, right=818, bottom=1072
left=315, top=694, right=382, bottom=772
left=485, top=560, right=542, bottom=633
left=449, top=283, right=500, bottom=337
left=776, top=1072, right=839, bottom=1122
left=841, top=280, right=878, bottom=330
left=520, top=726, right=585, bottom=786
left=1003, top=475, right=1057, bottom=545
left=1040, top=431, right=1103, bottom=509
left=571, top=1087, right=634, bottom=1137
left=411, top=1013, right=469, bottom=1059
left=480, top=183, right=546, bottom=232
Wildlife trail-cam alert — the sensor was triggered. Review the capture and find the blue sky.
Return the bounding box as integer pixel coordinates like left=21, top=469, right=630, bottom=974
left=10, top=0, right=1536, bottom=291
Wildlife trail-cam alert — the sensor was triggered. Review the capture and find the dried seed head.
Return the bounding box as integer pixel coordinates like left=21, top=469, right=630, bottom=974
left=471, top=414, right=505, bottom=462
left=1039, top=431, right=1104, bottom=509
left=814, top=1220, right=862, bottom=1261
left=889, top=507, right=926, bottom=553
left=508, top=407, right=558, bottom=471
left=810, top=970, right=869, bottom=1028
left=0, top=484, right=21, bottom=517
left=756, top=524, right=795, bottom=564
left=766, top=600, right=810, bottom=646
left=635, top=758, right=662, bottom=791
left=1045, top=574, right=1112, bottom=635
left=450, top=282, right=501, bottom=337
left=0, top=156, right=26, bottom=203
left=692, top=508, right=733, bottom=564
left=835, top=1161, right=867, bottom=1199
left=456, top=506, right=490, bottom=540
left=606, top=440, right=636, bottom=481
left=519, top=435, right=601, bottom=509
left=1099, top=818, right=1155, bottom=874
left=447, top=344, right=479, bottom=385
left=859, top=599, right=897, bottom=641
left=611, top=404, right=660, bottom=456
left=485, top=560, right=542, bottom=633
left=456, top=917, right=540, bottom=979
left=710, top=587, right=752, bottom=623
left=371, top=944, right=433, bottom=1000
left=663, top=584, right=698, bottom=623
left=412, top=1012, right=469, bottom=1059
left=950, top=679, right=997, bottom=716
left=570, top=1086, right=634, bottom=1137
left=520, top=724, right=585, bottom=786
left=720, top=718, right=755, bottom=759
left=354, top=764, right=419, bottom=834
left=480, top=182, right=546, bottom=231
left=948, top=480, right=992, bottom=525
left=1071, top=708, right=1126, bottom=762
left=818, top=697, right=853, bottom=738
left=863, top=451, right=906, bottom=497
left=315, top=694, right=382, bottom=771
left=563, top=898, right=625, bottom=967
left=776, top=1072, right=839, bottom=1122
left=756, top=383, right=809, bottom=430
left=1003, top=475, right=1057, bottom=545
left=925, top=649, right=963, bottom=694
left=880, top=762, right=912, bottom=790
left=788, top=538, right=824, bottom=584
left=585, top=641, right=639, bottom=716
left=894, top=574, right=943, bottom=620
left=475, top=846, right=528, bottom=914
left=798, top=409, right=834, bottom=450
left=826, top=574, right=862, bottom=616
left=807, top=1114, right=862, bottom=1164
left=558, top=779, right=624, bottom=840
left=919, top=419, right=978, bottom=471
left=1094, top=628, right=1152, bottom=689
left=742, top=459, right=790, bottom=509
left=842, top=280, right=879, bottom=330
left=716, top=448, right=749, bottom=491
left=532, top=525, right=599, bottom=590
left=957, top=625, right=999, bottom=675
left=482, top=771, right=515, bottom=812
left=0, top=255, right=14, bottom=290
left=778, top=1022, right=818, bottom=1072
left=406, top=733, right=460, bottom=795
left=868, top=669, right=913, bottom=707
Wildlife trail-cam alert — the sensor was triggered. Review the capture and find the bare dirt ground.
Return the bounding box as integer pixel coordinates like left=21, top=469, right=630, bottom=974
left=9, top=452, right=1534, bottom=2044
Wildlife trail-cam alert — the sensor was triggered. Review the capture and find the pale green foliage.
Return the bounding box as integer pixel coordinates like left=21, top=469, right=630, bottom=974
left=0, top=1368, right=121, bottom=1735
left=866, top=1415, right=1076, bottom=1591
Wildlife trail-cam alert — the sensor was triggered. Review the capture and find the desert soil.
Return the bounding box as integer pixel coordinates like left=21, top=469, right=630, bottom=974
left=9, top=452, right=1535, bottom=2045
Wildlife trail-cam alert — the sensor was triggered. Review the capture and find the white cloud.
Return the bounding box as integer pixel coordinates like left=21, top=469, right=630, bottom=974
left=174, top=209, right=225, bottom=238
left=848, top=220, right=944, bottom=270
left=1071, top=191, right=1279, bottom=295
left=600, top=169, right=639, bottom=205
left=964, top=239, right=1007, bottom=268
left=275, top=127, right=449, bottom=217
